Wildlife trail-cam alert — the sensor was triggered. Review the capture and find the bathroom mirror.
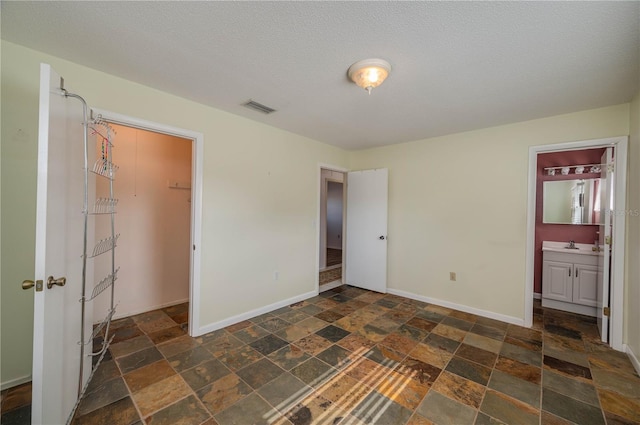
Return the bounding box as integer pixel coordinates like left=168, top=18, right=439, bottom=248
left=543, top=179, right=600, bottom=225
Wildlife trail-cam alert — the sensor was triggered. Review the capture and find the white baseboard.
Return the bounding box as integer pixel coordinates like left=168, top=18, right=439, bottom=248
left=320, top=280, right=343, bottom=292
left=1, top=374, right=31, bottom=391
left=195, top=290, right=317, bottom=337
left=102, top=298, right=190, bottom=323
left=541, top=298, right=596, bottom=317
left=387, top=288, right=525, bottom=326
left=623, top=344, right=640, bottom=376
left=533, top=292, right=542, bottom=300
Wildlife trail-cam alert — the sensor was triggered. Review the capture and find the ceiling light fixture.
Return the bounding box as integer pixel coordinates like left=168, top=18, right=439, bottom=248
left=348, top=58, right=391, bottom=95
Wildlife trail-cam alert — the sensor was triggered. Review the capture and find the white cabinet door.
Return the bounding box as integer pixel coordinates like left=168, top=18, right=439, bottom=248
left=542, top=261, right=573, bottom=303
left=574, top=264, right=599, bottom=307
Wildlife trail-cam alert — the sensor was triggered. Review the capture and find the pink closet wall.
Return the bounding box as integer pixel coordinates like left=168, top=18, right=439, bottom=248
left=534, top=148, right=605, bottom=293
left=93, top=124, right=192, bottom=321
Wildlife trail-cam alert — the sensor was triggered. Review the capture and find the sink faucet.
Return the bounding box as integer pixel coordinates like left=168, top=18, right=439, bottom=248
left=569, top=240, right=576, bottom=249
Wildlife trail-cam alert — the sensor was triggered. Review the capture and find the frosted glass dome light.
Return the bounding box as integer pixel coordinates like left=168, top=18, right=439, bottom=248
left=348, top=58, right=391, bottom=95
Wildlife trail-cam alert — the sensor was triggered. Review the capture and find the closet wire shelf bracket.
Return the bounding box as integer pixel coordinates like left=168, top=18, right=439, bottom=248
left=90, top=158, right=119, bottom=180
left=65, top=100, right=120, bottom=425
left=89, top=197, right=119, bottom=215
left=87, top=267, right=120, bottom=301
left=85, top=308, right=116, bottom=346
left=88, top=234, right=120, bottom=258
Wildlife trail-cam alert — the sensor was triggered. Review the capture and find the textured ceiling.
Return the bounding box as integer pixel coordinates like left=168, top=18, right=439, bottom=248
left=2, top=1, right=639, bottom=150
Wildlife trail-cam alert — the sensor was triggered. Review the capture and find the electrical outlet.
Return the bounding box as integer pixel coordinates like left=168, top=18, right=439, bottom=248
left=449, top=272, right=457, bottom=281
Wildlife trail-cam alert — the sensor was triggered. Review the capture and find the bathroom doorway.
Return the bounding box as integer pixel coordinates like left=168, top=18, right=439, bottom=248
left=525, top=136, right=628, bottom=350
left=533, top=147, right=605, bottom=301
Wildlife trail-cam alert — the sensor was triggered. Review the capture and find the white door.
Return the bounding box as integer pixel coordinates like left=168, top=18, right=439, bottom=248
left=31, top=63, right=92, bottom=424
left=345, top=169, right=388, bottom=293
left=597, top=148, right=613, bottom=342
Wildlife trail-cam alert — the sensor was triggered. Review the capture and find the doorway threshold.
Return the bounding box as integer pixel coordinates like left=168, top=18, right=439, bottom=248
left=319, top=264, right=342, bottom=272
left=320, top=280, right=342, bottom=293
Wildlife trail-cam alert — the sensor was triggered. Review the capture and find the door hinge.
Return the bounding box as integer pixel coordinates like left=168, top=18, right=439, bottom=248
left=605, top=236, right=612, bottom=246
left=603, top=306, right=610, bottom=317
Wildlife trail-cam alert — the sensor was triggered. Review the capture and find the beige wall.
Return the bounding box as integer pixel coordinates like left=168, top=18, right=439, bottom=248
left=0, top=41, right=348, bottom=386
left=92, top=125, right=192, bottom=321
left=1, top=42, right=39, bottom=388
left=349, top=105, right=630, bottom=321
left=626, top=90, right=640, bottom=360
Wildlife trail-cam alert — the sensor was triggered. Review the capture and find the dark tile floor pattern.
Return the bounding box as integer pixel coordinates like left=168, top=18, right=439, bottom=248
left=0, top=382, right=32, bottom=425
left=3, top=289, right=640, bottom=425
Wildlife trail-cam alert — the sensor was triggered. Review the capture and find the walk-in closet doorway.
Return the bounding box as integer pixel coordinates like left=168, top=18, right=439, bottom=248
left=94, top=109, right=204, bottom=336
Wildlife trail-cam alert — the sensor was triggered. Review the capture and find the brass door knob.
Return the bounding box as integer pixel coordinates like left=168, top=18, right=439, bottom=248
left=22, top=279, right=43, bottom=291
left=47, top=276, right=66, bottom=289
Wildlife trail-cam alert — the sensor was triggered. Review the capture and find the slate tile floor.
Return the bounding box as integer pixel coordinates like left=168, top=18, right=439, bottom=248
left=0, top=382, right=32, bottom=425
left=3, top=289, right=639, bottom=425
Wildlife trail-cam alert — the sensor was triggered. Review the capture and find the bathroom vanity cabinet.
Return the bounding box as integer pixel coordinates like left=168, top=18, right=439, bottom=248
left=541, top=243, right=600, bottom=317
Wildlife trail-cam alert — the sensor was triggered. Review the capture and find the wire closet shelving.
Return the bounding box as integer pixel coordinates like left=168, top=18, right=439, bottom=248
left=60, top=95, right=120, bottom=423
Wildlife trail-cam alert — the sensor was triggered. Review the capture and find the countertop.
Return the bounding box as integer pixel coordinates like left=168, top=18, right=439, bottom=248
left=542, top=241, right=601, bottom=256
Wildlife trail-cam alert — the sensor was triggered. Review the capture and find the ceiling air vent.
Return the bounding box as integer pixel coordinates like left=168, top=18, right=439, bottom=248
left=242, top=100, right=277, bottom=115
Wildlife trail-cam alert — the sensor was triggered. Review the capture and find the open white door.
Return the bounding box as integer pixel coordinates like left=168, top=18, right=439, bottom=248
left=596, top=148, right=613, bottom=343
left=30, top=64, right=92, bottom=424
left=345, top=169, right=388, bottom=293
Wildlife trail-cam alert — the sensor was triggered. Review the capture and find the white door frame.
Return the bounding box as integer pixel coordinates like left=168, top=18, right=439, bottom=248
left=525, top=136, right=628, bottom=351
left=92, top=108, right=204, bottom=336
left=316, top=163, right=349, bottom=294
